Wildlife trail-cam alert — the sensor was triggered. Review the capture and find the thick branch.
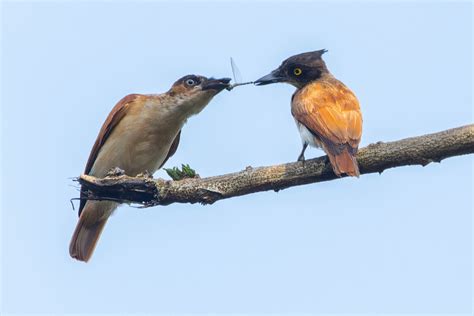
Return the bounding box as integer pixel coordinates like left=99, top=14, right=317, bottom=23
left=78, top=124, right=474, bottom=206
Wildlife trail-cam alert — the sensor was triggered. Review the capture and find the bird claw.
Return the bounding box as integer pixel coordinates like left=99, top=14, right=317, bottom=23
left=136, top=170, right=153, bottom=178
left=106, top=167, right=125, bottom=177
left=297, top=155, right=306, bottom=166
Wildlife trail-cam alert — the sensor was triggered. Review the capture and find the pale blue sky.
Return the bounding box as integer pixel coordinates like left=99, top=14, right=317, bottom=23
left=1, top=1, right=472, bottom=314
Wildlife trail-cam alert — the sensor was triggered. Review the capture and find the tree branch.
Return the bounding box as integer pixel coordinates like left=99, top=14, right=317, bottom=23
left=78, top=124, right=474, bottom=207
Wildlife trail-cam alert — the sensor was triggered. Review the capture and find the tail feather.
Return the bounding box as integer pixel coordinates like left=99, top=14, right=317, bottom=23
left=326, top=149, right=360, bottom=177
left=69, top=201, right=116, bottom=262
left=69, top=216, right=108, bottom=262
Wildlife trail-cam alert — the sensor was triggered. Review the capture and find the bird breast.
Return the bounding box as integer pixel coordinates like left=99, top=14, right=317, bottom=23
left=90, top=99, right=183, bottom=177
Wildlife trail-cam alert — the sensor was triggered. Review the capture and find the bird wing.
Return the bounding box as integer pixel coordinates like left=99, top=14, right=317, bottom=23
left=83, top=94, right=140, bottom=175
left=79, top=94, right=140, bottom=215
left=158, top=130, right=181, bottom=169
left=291, top=80, right=362, bottom=153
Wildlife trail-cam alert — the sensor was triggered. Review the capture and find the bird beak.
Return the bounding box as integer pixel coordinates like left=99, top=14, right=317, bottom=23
left=254, top=69, right=285, bottom=86
left=202, top=77, right=231, bottom=92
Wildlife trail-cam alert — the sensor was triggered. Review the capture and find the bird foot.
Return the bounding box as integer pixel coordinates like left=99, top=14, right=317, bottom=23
left=136, top=170, right=153, bottom=179
left=297, top=155, right=306, bottom=166
left=106, top=167, right=125, bottom=177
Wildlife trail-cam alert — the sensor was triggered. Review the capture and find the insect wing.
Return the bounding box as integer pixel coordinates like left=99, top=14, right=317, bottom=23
left=230, top=57, right=243, bottom=84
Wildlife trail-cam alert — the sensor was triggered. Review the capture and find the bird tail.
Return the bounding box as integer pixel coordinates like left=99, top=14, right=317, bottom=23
left=327, top=148, right=360, bottom=177
left=69, top=201, right=115, bottom=262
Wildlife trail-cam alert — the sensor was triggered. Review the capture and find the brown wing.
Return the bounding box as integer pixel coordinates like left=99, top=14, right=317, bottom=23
left=79, top=94, right=141, bottom=215
left=158, top=130, right=181, bottom=169
left=291, top=79, right=362, bottom=154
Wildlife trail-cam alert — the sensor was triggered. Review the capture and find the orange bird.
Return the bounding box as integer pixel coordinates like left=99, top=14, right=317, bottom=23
left=70, top=75, right=230, bottom=262
left=255, top=50, right=362, bottom=177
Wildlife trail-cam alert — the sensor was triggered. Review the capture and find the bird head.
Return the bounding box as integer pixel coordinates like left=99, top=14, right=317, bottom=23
left=254, top=49, right=329, bottom=89
left=167, top=75, right=231, bottom=116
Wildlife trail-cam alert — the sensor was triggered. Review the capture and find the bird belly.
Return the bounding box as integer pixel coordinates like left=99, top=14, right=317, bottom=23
left=295, top=120, right=321, bottom=148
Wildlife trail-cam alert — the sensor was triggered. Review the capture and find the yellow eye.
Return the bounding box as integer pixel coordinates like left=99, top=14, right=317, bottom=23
left=293, top=68, right=302, bottom=76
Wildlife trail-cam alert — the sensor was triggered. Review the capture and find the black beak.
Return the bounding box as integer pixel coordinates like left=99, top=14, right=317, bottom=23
left=254, top=69, right=285, bottom=86
left=202, top=77, right=231, bottom=92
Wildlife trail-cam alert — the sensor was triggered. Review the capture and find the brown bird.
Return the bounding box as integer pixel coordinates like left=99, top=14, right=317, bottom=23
left=70, top=75, right=231, bottom=262
left=254, top=50, right=362, bottom=177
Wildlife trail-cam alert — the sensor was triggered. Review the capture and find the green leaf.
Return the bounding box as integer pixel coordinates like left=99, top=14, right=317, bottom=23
left=164, top=164, right=198, bottom=180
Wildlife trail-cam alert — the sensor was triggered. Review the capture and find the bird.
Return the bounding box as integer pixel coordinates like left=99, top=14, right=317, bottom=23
left=254, top=49, right=362, bottom=177
left=70, top=75, right=231, bottom=262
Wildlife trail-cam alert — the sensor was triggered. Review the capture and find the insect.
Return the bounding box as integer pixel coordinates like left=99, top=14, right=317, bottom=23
left=226, top=57, right=254, bottom=91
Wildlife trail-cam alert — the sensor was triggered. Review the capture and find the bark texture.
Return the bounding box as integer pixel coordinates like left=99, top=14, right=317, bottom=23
left=78, top=124, right=474, bottom=207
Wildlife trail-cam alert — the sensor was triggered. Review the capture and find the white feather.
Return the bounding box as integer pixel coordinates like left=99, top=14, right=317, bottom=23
left=295, top=120, right=321, bottom=148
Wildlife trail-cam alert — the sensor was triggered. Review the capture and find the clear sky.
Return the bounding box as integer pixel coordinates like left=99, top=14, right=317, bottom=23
left=1, top=1, right=472, bottom=314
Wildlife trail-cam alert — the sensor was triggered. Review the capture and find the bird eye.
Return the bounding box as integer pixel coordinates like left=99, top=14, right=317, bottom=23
left=185, top=78, right=196, bottom=86
left=293, top=68, right=303, bottom=76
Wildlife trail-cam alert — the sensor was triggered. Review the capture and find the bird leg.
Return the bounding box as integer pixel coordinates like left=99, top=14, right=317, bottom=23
left=297, top=143, right=308, bottom=163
